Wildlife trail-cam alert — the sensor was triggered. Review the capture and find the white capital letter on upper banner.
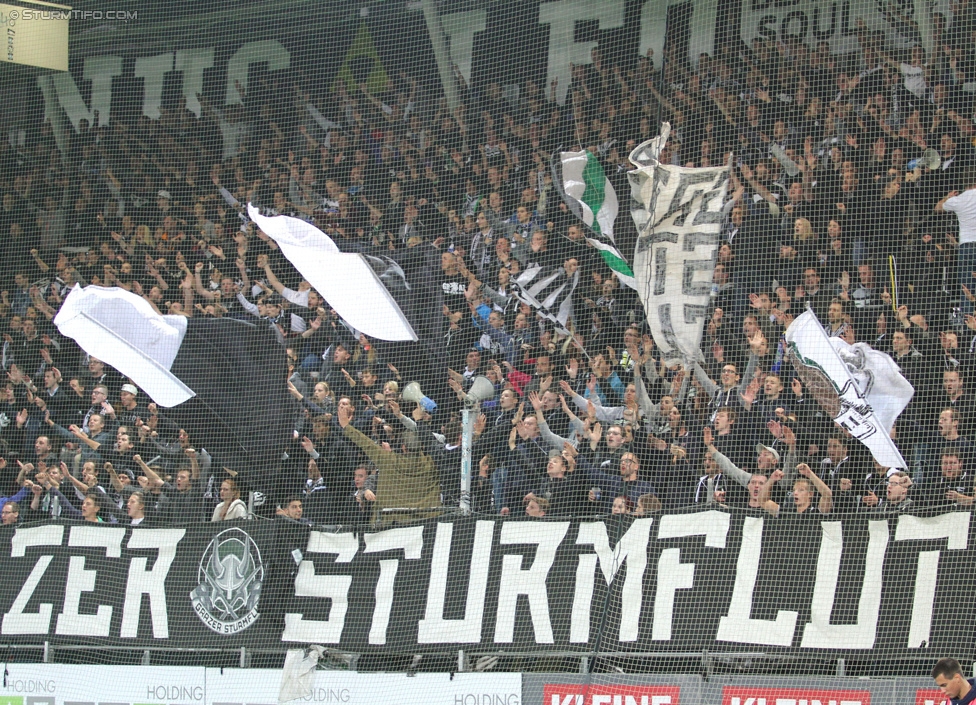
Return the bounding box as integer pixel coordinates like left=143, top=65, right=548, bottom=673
left=282, top=531, right=358, bottom=643
left=494, top=522, right=569, bottom=643
left=224, top=40, right=290, bottom=105
left=716, top=516, right=798, bottom=646
left=418, top=521, right=495, bottom=643
left=441, top=10, right=486, bottom=84
left=132, top=52, right=174, bottom=120
left=538, top=0, right=624, bottom=105
left=800, top=520, right=889, bottom=649
left=52, top=55, right=123, bottom=130
left=175, top=48, right=215, bottom=118
left=571, top=519, right=653, bottom=643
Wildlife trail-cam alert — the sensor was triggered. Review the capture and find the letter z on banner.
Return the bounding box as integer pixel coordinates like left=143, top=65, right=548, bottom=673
left=629, top=126, right=728, bottom=364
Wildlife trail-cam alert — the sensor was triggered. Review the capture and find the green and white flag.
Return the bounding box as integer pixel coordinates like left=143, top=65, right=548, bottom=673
left=553, top=150, right=636, bottom=289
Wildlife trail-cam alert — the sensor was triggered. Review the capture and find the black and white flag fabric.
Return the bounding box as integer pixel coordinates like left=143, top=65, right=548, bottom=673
left=628, top=123, right=728, bottom=363
left=247, top=205, right=418, bottom=342
left=54, top=285, right=293, bottom=475
left=512, top=262, right=580, bottom=333
left=54, top=285, right=195, bottom=406
left=785, top=309, right=913, bottom=468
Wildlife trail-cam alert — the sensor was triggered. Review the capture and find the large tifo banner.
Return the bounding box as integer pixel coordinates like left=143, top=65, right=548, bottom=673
left=629, top=128, right=728, bottom=363
left=0, top=510, right=974, bottom=654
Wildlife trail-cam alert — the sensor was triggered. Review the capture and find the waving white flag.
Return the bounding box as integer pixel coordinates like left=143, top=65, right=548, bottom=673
left=54, top=285, right=195, bottom=407
left=247, top=205, right=417, bottom=342
left=785, top=309, right=914, bottom=468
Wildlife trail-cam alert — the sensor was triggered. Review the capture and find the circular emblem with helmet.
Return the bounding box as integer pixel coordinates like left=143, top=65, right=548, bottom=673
left=190, top=527, right=264, bottom=634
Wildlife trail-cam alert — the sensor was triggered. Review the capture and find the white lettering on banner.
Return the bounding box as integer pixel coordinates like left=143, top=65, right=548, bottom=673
left=723, top=686, right=871, bottom=705
left=537, top=0, right=624, bottom=105
left=728, top=699, right=867, bottom=705
left=2, top=524, right=64, bottom=635
left=51, top=55, right=123, bottom=129
left=223, top=39, right=290, bottom=105
left=36, top=40, right=287, bottom=131
left=282, top=531, right=358, bottom=643
left=56, top=526, right=125, bottom=636
left=653, top=511, right=730, bottom=641
left=119, top=529, right=185, bottom=639
left=543, top=685, right=679, bottom=705
left=132, top=52, right=174, bottom=120
left=800, top=520, right=889, bottom=649
left=740, top=0, right=953, bottom=52
left=418, top=521, right=495, bottom=644
left=640, top=0, right=716, bottom=70
left=570, top=519, right=653, bottom=643
left=716, top=516, right=799, bottom=646
left=493, top=522, right=569, bottom=643
left=441, top=10, right=486, bottom=84
left=175, top=48, right=216, bottom=118
left=894, top=512, right=970, bottom=648
left=362, top=527, right=424, bottom=645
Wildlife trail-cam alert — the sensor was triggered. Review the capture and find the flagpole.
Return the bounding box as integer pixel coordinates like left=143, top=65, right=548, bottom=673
left=459, top=406, right=473, bottom=515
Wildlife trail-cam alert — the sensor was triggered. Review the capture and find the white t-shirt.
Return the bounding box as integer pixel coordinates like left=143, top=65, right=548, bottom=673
left=283, top=287, right=311, bottom=307
left=899, top=63, right=927, bottom=98
left=944, top=188, right=976, bottom=245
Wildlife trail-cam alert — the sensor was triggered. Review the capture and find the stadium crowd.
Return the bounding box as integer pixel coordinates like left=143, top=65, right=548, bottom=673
left=1, top=17, right=976, bottom=526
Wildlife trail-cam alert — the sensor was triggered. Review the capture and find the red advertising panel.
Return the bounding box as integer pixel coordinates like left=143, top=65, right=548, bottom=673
left=543, top=684, right=681, bottom=705
left=721, top=687, right=872, bottom=705
left=915, top=689, right=949, bottom=705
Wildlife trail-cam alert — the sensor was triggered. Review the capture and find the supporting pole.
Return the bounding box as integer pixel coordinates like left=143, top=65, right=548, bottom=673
left=460, top=405, right=473, bottom=514
left=422, top=0, right=460, bottom=111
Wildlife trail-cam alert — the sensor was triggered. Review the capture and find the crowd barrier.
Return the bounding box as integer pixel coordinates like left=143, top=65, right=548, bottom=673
left=0, top=665, right=960, bottom=705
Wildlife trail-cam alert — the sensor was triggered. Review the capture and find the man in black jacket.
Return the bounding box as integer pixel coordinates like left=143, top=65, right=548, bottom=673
left=156, top=465, right=203, bottom=523
left=524, top=451, right=587, bottom=516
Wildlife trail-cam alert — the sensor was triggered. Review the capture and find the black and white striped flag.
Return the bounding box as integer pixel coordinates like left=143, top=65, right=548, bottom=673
left=511, top=263, right=579, bottom=333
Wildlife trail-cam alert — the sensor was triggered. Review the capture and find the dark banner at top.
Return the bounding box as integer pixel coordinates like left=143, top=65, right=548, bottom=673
left=0, top=509, right=973, bottom=655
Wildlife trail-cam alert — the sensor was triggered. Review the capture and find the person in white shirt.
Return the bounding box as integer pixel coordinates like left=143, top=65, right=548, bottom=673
left=212, top=478, right=248, bottom=521
left=937, top=179, right=976, bottom=314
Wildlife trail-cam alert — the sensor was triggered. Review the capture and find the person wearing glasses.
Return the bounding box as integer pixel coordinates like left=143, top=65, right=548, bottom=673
left=1, top=501, right=19, bottom=525
left=874, top=472, right=914, bottom=514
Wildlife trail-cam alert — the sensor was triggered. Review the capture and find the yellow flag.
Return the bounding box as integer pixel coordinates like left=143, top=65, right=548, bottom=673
left=333, top=22, right=389, bottom=94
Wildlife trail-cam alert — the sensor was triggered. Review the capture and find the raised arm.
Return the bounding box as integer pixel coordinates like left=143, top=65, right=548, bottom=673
left=193, top=262, right=218, bottom=300
left=799, top=463, right=833, bottom=514
left=339, top=404, right=388, bottom=465
left=703, top=427, right=751, bottom=489
left=759, top=469, right=783, bottom=516
left=691, top=360, right=719, bottom=396
left=132, top=454, right=164, bottom=490
left=529, top=391, right=577, bottom=449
